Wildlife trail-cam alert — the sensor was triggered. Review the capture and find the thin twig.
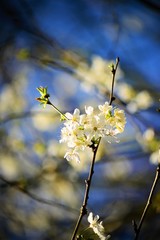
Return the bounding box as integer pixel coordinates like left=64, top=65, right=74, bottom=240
left=48, top=100, right=68, bottom=120
left=133, top=163, right=160, bottom=240
left=109, top=57, right=120, bottom=105
left=71, top=138, right=101, bottom=240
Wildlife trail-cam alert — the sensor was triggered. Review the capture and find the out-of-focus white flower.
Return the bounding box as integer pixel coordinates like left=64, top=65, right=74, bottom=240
left=126, top=101, right=138, bottom=113
left=134, top=91, right=153, bottom=109
left=76, top=56, right=123, bottom=91
left=60, top=102, right=126, bottom=162
left=104, top=159, right=132, bottom=180
left=127, top=90, right=153, bottom=113
left=116, top=81, right=153, bottom=113
left=117, top=82, right=136, bottom=102
left=143, top=128, right=155, bottom=141
left=150, top=149, right=160, bottom=165
left=0, top=154, right=20, bottom=180
left=88, top=212, right=110, bottom=240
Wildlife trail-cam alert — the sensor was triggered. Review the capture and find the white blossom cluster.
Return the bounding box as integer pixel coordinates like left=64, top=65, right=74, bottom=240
left=60, top=102, right=126, bottom=163
left=88, top=212, right=111, bottom=240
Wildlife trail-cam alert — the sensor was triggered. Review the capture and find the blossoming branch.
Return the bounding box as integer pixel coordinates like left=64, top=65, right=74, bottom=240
left=36, top=58, right=127, bottom=240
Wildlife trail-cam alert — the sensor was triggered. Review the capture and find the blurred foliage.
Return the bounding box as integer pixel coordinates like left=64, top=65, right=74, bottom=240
left=0, top=0, right=160, bottom=239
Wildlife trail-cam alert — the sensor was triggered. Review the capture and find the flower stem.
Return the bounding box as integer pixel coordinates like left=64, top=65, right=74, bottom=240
left=48, top=100, right=68, bottom=120
left=133, top=164, right=160, bottom=240
left=71, top=138, right=101, bottom=240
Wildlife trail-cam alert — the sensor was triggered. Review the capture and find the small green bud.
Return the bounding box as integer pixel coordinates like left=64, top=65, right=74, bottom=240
left=60, top=114, right=67, bottom=121
left=36, top=86, right=50, bottom=108
left=108, top=63, right=115, bottom=74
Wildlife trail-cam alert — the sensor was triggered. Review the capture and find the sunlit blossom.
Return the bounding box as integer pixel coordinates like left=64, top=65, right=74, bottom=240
left=88, top=212, right=110, bottom=240
left=64, top=149, right=81, bottom=163
left=114, top=109, right=126, bottom=133
left=98, top=102, right=112, bottom=116
left=65, top=108, right=80, bottom=122
left=60, top=102, right=126, bottom=162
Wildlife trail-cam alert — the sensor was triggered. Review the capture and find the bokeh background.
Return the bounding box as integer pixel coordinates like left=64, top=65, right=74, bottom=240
left=0, top=0, right=160, bottom=239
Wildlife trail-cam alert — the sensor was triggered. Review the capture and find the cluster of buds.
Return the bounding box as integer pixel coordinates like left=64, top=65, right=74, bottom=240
left=36, top=86, right=50, bottom=108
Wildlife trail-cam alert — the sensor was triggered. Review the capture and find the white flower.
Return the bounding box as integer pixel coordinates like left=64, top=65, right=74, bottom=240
left=127, top=91, right=153, bottom=113
left=84, top=107, right=103, bottom=140
left=150, top=149, right=160, bottom=165
left=98, top=102, right=112, bottom=116
left=60, top=103, right=126, bottom=163
left=134, top=91, right=153, bottom=109
left=117, top=82, right=136, bottom=102
left=64, top=149, right=80, bottom=163
left=113, top=109, right=126, bottom=133
left=88, top=212, right=111, bottom=240
left=143, top=128, right=155, bottom=141
left=98, top=102, right=126, bottom=134
left=85, top=106, right=94, bottom=115
left=65, top=108, right=80, bottom=122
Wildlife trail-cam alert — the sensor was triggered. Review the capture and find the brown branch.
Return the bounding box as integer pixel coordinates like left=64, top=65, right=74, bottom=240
left=109, top=57, right=120, bottom=106
left=71, top=138, right=101, bottom=240
left=133, top=163, right=160, bottom=240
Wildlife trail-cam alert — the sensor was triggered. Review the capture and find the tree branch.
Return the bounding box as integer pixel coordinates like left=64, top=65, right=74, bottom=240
left=133, top=163, right=160, bottom=240
left=109, top=57, right=120, bottom=106
left=71, top=138, right=101, bottom=240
